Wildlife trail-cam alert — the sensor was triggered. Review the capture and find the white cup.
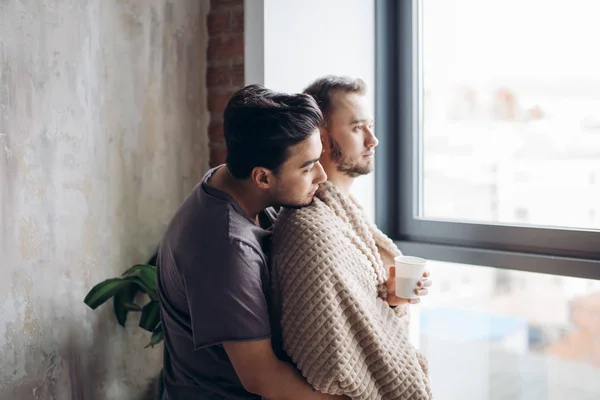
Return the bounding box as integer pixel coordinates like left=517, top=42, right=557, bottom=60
left=394, top=255, right=427, bottom=299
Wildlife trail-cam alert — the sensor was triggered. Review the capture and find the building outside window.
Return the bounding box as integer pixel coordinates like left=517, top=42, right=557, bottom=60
left=374, top=1, right=600, bottom=398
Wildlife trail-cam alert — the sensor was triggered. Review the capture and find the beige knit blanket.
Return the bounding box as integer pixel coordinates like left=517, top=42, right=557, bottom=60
left=270, top=182, right=432, bottom=400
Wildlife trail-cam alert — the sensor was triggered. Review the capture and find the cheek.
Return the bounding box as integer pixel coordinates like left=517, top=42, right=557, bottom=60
left=340, top=134, right=363, bottom=154
left=355, top=135, right=368, bottom=151
left=301, top=174, right=316, bottom=191
left=301, top=174, right=313, bottom=188
left=282, top=174, right=312, bottom=194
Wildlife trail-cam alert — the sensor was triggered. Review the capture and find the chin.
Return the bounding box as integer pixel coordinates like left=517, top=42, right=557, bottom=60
left=279, top=198, right=314, bottom=210
left=361, top=163, right=375, bottom=175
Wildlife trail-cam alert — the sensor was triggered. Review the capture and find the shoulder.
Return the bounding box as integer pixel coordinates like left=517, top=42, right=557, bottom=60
left=165, top=182, right=231, bottom=240
left=274, top=199, right=338, bottom=233
left=179, top=238, right=267, bottom=291
left=271, top=199, right=345, bottom=252
left=163, top=195, right=267, bottom=273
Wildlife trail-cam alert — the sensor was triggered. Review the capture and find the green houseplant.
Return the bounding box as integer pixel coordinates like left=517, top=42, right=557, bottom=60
left=83, top=253, right=163, bottom=348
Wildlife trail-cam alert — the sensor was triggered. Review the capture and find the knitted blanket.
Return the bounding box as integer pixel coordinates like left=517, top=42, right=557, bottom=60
left=270, top=182, right=432, bottom=400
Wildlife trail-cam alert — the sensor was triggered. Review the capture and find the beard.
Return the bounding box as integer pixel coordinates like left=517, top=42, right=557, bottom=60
left=329, top=137, right=374, bottom=177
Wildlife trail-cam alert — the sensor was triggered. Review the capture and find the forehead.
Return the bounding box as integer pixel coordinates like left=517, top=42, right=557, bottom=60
left=329, top=92, right=371, bottom=120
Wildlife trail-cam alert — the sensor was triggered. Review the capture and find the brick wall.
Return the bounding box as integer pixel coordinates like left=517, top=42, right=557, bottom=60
left=206, top=0, right=244, bottom=167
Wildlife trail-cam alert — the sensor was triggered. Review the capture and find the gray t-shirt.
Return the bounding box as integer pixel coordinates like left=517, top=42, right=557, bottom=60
left=156, top=167, right=278, bottom=400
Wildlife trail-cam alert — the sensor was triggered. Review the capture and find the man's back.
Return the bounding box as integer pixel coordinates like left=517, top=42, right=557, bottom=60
left=156, top=167, right=276, bottom=399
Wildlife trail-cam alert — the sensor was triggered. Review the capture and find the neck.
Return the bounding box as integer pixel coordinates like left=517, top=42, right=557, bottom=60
left=322, top=166, right=355, bottom=196
left=212, top=166, right=269, bottom=224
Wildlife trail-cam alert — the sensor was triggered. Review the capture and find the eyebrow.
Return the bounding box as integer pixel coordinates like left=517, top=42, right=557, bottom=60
left=300, top=158, right=320, bottom=169
left=351, top=118, right=372, bottom=125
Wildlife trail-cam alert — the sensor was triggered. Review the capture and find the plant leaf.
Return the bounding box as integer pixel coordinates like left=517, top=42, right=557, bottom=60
left=145, top=324, right=164, bottom=348
left=113, top=283, right=139, bottom=327
left=147, top=251, right=158, bottom=267
left=139, top=300, right=161, bottom=332
left=138, top=267, right=156, bottom=292
left=123, top=302, right=142, bottom=311
left=84, top=278, right=131, bottom=310
left=122, top=264, right=155, bottom=277
left=127, top=276, right=157, bottom=301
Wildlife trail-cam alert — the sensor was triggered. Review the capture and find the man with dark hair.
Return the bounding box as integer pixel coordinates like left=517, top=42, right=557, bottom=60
left=270, top=76, right=433, bottom=399
left=156, top=84, right=343, bottom=400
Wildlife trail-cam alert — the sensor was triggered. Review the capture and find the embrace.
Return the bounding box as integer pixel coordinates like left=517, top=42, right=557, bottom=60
left=155, top=76, right=434, bottom=400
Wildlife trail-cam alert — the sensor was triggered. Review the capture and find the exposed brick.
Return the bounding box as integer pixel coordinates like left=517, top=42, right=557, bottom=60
left=230, top=8, right=244, bottom=33
left=230, top=63, right=244, bottom=86
left=210, top=112, right=225, bottom=123
left=207, top=58, right=228, bottom=68
left=207, top=35, right=244, bottom=62
left=229, top=34, right=244, bottom=58
left=210, top=142, right=228, bottom=167
left=206, top=0, right=243, bottom=169
left=207, top=65, right=231, bottom=87
left=208, top=120, right=224, bottom=142
left=228, top=56, right=244, bottom=68
left=211, top=0, right=242, bottom=11
left=208, top=90, right=236, bottom=113
left=207, top=12, right=230, bottom=35
left=207, top=36, right=221, bottom=61
left=206, top=63, right=244, bottom=88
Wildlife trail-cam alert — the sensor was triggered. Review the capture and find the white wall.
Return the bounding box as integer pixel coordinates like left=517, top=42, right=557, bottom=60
left=0, top=1, right=209, bottom=398
left=245, top=0, right=376, bottom=218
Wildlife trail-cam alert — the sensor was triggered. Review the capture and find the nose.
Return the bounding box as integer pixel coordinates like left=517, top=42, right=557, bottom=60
left=314, top=161, right=327, bottom=184
left=366, top=126, right=379, bottom=148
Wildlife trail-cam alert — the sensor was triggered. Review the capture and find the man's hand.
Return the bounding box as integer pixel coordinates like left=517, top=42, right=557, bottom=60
left=385, top=267, right=431, bottom=306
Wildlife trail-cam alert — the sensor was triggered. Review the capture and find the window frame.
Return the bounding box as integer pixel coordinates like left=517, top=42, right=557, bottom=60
left=374, top=0, right=600, bottom=280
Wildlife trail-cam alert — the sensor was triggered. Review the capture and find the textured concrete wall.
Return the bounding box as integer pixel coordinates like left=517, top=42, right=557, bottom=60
left=0, top=1, right=209, bottom=398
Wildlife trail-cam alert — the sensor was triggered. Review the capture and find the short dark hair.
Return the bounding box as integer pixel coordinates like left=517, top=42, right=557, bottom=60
left=223, top=84, right=324, bottom=179
left=303, top=75, right=366, bottom=121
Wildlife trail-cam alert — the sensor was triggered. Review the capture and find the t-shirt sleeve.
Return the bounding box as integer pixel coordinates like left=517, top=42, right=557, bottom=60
left=183, top=239, right=272, bottom=349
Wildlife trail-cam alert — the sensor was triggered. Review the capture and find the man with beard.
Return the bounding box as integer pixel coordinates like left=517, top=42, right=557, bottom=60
left=156, top=84, right=347, bottom=400
left=270, top=76, right=433, bottom=400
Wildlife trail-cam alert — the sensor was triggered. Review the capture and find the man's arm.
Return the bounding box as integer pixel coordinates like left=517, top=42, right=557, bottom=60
left=184, top=240, right=342, bottom=398
left=224, top=339, right=346, bottom=400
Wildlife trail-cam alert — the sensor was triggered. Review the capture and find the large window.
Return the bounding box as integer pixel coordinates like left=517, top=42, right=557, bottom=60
left=375, top=1, right=600, bottom=398
left=375, top=0, right=600, bottom=277
left=421, top=0, right=600, bottom=231
left=420, top=260, right=600, bottom=399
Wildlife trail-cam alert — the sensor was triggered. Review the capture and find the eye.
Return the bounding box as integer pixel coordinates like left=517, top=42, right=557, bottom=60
left=353, top=125, right=363, bottom=132
left=304, top=165, right=314, bottom=173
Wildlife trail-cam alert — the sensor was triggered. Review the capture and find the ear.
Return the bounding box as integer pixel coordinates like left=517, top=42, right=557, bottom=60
left=250, top=167, right=275, bottom=189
